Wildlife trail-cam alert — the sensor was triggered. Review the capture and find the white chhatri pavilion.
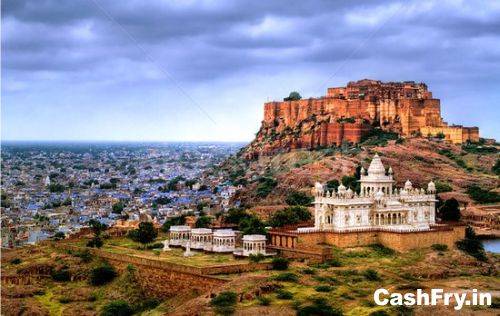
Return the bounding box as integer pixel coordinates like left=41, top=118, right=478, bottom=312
left=212, top=229, right=236, bottom=253
left=168, top=225, right=191, bottom=246
left=190, top=228, right=213, bottom=250
left=242, top=234, right=267, bottom=256
left=309, top=154, right=437, bottom=232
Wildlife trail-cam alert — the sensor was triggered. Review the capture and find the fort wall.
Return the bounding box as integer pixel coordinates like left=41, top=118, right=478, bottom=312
left=269, top=225, right=465, bottom=261
left=249, top=79, right=479, bottom=157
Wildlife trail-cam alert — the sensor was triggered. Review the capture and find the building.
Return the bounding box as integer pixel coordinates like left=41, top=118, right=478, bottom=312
left=211, top=229, right=236, bottom=253
left=241, top=235, right=267, bottom=256
left=311, top=154, right=436, bottom=232
left=168, top=225, right=191, bottom=246
left=268, top=154, right=465, bottom=261
left=247, top=79, right=479, bottom=158
left=190, top=228, right=213, bottom=250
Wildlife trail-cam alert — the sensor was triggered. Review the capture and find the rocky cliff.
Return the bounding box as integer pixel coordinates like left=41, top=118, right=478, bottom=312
left=243, top=79, right=478, bottom=158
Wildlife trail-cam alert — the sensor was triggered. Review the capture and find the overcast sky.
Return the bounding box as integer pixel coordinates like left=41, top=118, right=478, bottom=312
left=2, top=0, right=500, bottom=141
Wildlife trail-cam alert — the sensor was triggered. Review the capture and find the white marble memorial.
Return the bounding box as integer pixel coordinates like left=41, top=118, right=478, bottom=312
left=310, top=154, right=437, bottom=233
left=242, top=234, right=267, bottom=256
left=190, top=228, right=213, bottom=250
left=212, top=229, right=236, bottom=253
left=169, top=225, right=191, bottom=246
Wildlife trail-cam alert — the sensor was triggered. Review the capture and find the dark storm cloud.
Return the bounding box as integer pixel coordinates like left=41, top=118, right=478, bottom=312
left=2, top=0, right=500, bottom=84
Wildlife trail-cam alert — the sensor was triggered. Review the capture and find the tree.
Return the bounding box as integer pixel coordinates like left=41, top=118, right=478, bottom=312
left=268, top=206, right=311, bottom=228
left=87, top=219, right=107, bottom=248
left=128, top=222, right=157, bottom=245
left=256, top=177, right=277, bottom=198
left=210, top=291, right=237, bottom=315
left=90, top=264, right=117, bottom=286
left=493, top=159, right=500, bottom=175
left=161, top=215, right=186, bottom=232
left=456, top=226, right=487, bottom=261
left=48, top=183, right=65, bottom=193
left=112, top=202, right=124, bottom=214
left=271, top=257, right=290, bottom=270
left=341, top=175, right=358, bottom=191
left=438, top=198, right=461, bottom=221
left=53, top=231, right=65, bottom=241
left=224, top=208, right=250, bottom=224
left=284, top=91, right=302, bottom=101
left=101, top=300, right=133, bottom=316
left=435, top=181, right=453, bottom=193
left=239, top=215, right=267, bottom=235
left=326, top=179, right=340, bottom=191
left=155, top=196, right=171, bottom=205
left=195, top=216, right=212, bottom=228
left=466, top=185, right=500, bottom=204
left=88, top=219, right=107, bottom=236
left=285, top=191, right=313, bottom=206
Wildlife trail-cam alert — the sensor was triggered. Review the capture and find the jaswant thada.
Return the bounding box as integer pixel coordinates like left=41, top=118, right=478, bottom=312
left=268, top=154, right=465, bottom=261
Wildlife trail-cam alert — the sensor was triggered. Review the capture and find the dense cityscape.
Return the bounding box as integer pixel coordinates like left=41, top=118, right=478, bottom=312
left=0, top=142, right=244, bottom=248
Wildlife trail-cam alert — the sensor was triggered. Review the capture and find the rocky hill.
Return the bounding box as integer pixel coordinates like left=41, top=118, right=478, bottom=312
left=219, top=137, right=499, bottom=218
left=242, top=79, right=479, bottom=159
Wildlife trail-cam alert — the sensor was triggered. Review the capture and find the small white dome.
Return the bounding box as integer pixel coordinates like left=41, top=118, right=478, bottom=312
left=374, top=190, right=384, bottom=201
left=388, top=167, right=393, bottom=174
left=338, top=183, right=346, bottom=192
left=427, top=181, right=436, bottom=193
left=314, top=182, right=324, bottom=191
left=404, top=179, right=413, bottom=190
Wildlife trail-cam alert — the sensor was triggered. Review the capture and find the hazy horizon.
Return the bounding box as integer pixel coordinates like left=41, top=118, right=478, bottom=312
left=3, top=0, right=500, bottom=141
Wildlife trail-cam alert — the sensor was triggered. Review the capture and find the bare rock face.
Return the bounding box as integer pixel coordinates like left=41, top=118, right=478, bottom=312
left=243, top=79, right=478, bottom=158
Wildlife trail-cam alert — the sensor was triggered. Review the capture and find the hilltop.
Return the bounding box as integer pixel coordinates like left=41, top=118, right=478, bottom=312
left=218, top=137, right=499, bottom=219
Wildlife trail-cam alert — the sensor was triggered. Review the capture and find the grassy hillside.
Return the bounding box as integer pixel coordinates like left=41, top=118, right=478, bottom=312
left=217, top=137, right=499, bottom=210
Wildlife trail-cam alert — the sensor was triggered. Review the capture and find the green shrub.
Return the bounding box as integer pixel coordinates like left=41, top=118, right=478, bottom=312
left=315, top=285, right=333, bottom=292
left=369, top=244, right=395, bottom=256
left=271, top=257, right=289, bottom=270
left=456, top=226, right=487, bottom=261
left=325, top=258, right=342, bottom=267
left=434, top=181, right=452, bottom=193
left=87, top=236, right=103, bottom=248
left=431, top=244, right=448, bottom=251
left=438, top=198, right=461, bottom=221
left=297, top=298, right=343, bottom=316
left=88, top=293, right=98, bottom=302
left=276, top=289, right=293, bottom=300
left=301, top=268, right=316, bottom=275
left=493, top=159, right=500, bottom=175
left=146, top=242, right=163, bottom=250
left=132, top=298, right=160, bottom=313
left=256, top=177, right=277, bottom=198
left=210, top=291, right=237, bottom=315
left=249, top=253, right=265, bottom=263
left=161, top=215, right=186, bottom=232
left=58, top=296, right=71, bottom=304
left=273, top=272, right=298, bottom=282
left=284, top=91, right=302, bottom=101
left=101, top=300, right=133, bottom=316
left=75, top=249, right=93, bottom=263
left=369, top=311, right=389, bottom=316
left=268, top=206, right=311, bottom=227
left=257, top=296, right=272, bottom=306
left=285, top=191, right=313, bottom=206
left=90, top=264, right=117, bottom=286
left=363, top=269, right=381, bottom=281
left=128, top=222, right=158, bottom=245
left=466, top=185, right=500, bottom=204
left=9, top=258, right=21, bottom=265
left=51, top=269, right=70, bottom=282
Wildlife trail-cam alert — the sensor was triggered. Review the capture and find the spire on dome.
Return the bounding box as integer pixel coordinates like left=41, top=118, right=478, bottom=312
left=367, top=153, right=386, bottom=177
left=404, top=179, right=413, bottom=190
